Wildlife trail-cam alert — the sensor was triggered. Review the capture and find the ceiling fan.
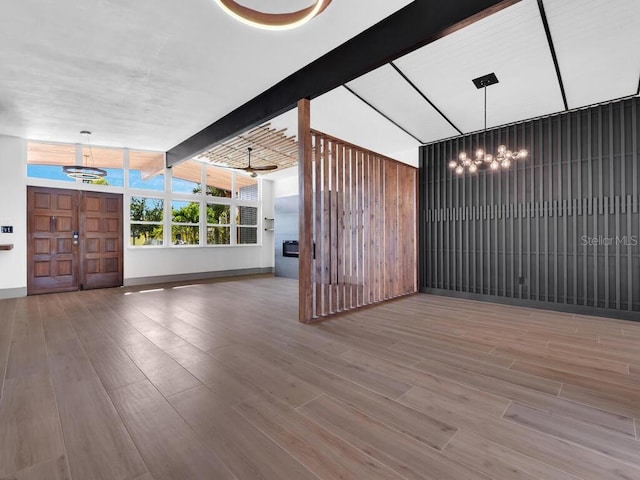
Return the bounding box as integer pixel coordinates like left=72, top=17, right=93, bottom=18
left=235, top=147, right=278, bottom=178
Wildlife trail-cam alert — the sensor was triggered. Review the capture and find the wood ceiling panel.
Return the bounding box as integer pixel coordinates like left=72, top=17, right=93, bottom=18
left=198, top=124, right=298, bottom=172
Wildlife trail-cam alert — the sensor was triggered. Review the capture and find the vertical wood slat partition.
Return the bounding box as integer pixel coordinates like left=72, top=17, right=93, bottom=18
left=298, top=105, right=417, bottom=323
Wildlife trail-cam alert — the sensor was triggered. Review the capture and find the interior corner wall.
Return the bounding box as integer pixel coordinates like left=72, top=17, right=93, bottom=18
left=123, top=179, right=275, bottom=286
left=0, top=135, right=27, bottom=298
left=419, top=96, right=640, bottom=321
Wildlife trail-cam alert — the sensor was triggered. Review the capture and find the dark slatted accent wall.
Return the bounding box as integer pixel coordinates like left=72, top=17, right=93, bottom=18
left=309, top=129, right=417, bottom=321
left=419, top=96, right=640, bottom=318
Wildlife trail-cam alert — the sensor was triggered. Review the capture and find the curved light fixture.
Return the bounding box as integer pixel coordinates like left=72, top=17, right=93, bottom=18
left=62, top=164, right=108, bottom=181
left=213, top=0, right=332, bottom=31
left=62, top=131, right=107, bottom=181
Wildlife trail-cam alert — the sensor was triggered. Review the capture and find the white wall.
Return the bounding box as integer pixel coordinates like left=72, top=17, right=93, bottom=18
left=124, top=178, right=275, bottom=284
left=0, top=135, right=27, bottom=297
left=270, top=168, right=299, bottom=199
left=0, top=135, right=276, bottom=297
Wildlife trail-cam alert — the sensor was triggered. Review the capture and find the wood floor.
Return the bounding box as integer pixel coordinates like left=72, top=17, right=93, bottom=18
left=1, top=275, right=640, bottom=480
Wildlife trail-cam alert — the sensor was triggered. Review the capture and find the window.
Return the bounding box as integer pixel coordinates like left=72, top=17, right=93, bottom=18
left=236, top=175, right=258, bottom=200
left=27, top=142, right=76, bottom=182
left=205, top=165, right=233, bottom=198
left=130, top=197, right=164, bottom=246
left=172, top=200, right=200, bottom=245
left=206, top=203, right=231, bottom=245
left=81, top=146, right=124, bottom=186
left=172, top=160, right=202, bottom=194
left=129, top=151, right=164, bottom=191
left=26, top=141, right=264, bottom=248
left=237, top=205, right=258, bottom=244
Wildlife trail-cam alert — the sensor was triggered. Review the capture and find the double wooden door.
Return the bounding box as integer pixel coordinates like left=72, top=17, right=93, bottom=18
left=27, top=186, right=123, bottom=294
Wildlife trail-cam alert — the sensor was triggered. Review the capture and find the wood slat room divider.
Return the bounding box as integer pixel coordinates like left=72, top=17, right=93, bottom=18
left=298, top=100, right=417, bottom=323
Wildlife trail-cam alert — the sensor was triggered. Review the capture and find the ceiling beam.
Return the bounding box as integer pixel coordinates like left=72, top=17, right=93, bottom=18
left=537, top=0, right=568, bottom=111
left=166, top=0, right=522, bottom=167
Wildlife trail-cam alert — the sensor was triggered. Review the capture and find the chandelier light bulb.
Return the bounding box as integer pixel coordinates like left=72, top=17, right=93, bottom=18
left=450, top=74, right=529, bottom=176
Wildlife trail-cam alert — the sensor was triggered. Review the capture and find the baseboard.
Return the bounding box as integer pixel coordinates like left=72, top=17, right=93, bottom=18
left=124, top=267, right=275, bottom=287
left=0, top=286, right=27, bottom=300
left=421, top=288, right=640, bottom=323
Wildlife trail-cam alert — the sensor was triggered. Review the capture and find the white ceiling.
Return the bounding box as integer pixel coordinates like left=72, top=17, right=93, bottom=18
left=544, top=0, right=640, bottom=108
left=263, top=0, right=639, bottom=172
left=0, top=0, right=410, bottom=150
left=1, top=0, right=638, bottom=168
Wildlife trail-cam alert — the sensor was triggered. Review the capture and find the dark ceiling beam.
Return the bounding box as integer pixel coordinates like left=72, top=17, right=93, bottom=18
left=166, top=0, right=522, bottom=167
left=537, top=0, right=568, bottom=111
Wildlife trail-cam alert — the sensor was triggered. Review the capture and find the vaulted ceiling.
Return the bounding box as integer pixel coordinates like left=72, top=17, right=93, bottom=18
left=267, top=0, right=640, bottom=167
left=1, top=0, right=638, bottom=169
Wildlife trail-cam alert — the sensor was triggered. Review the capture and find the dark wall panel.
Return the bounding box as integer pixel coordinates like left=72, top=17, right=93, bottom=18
left=419, top=97, right=640, bottom=319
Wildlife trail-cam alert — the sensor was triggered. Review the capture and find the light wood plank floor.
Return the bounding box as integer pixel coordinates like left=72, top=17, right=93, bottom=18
left=1, top=275, right=640, bottom=479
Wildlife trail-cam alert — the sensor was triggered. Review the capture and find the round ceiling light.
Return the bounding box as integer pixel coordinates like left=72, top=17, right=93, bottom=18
left=214, top=0, right=332, bottom=31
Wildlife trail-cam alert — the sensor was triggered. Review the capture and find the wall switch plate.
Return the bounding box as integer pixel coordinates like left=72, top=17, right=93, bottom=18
left=1, top=226, right=13, bottom=233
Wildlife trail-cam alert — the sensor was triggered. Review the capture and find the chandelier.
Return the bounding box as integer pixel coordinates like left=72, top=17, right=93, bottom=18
left=214, top=0, right=332, bottom=31
left=449, top=73, right=527, bottom=175
left=62, top=131, right=107, bottom=181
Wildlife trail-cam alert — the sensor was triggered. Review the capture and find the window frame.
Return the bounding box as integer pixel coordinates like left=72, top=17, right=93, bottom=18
left=129, top=195, right=165, bottom=247
left=24, top=142, right=264, bottom=249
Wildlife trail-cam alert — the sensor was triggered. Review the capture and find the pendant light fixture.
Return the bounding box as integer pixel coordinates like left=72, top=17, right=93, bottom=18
left=449, top=73, right=527, bottom=175
left=214, top=0, right=332, bottom=31
left=62, top=131, right=107, bottom=181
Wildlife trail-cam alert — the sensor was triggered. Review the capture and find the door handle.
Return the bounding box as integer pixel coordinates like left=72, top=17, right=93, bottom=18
left=73, top=231, right=79, bottom=246
left=50, top=216, right=56, bottom=233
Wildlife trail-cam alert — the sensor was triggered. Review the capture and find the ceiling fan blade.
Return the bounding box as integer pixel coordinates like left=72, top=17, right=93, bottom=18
left=246, top=165, right=278, bottom=171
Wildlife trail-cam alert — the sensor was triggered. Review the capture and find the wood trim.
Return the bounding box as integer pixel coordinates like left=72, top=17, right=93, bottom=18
left=298, top=99, right=313, bottom=323
left=0, top=244, right=13, bottom=251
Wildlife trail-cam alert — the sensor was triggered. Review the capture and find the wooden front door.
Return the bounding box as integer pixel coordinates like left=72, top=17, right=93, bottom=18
left=28, top=187, right=79, bottom=294
left=80, top=191, right=123, bottom=290
left=27, top=187, right=123, bottom=294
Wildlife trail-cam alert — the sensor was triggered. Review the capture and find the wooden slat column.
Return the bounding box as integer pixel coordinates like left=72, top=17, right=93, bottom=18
left=298, top=99, right=313, bottom=323
left=304, top=128, right=418, bottom=322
